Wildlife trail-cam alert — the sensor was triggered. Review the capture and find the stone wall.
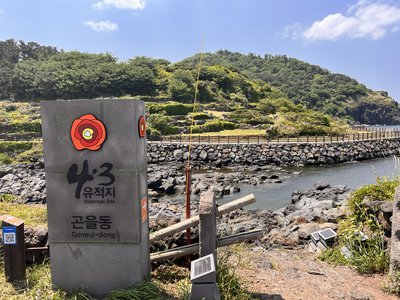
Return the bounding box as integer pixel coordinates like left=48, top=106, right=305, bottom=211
left=147, top=138, right=400, bottom=166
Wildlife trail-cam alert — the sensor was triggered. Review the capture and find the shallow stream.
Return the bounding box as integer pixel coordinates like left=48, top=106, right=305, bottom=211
left=221, top=156, right=400, bottom=210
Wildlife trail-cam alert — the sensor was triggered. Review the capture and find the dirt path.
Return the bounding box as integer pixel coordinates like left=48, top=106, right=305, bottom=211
left=236, top=246, right=398, bottom=300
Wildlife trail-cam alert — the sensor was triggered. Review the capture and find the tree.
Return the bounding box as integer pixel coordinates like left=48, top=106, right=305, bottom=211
left=168, top=70, right=195, bottom=102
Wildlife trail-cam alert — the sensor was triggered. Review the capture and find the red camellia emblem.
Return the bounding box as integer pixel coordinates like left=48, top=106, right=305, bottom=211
left=138, top=115, right=146, bottom=138
left=70, top=114, right=106, bottom=151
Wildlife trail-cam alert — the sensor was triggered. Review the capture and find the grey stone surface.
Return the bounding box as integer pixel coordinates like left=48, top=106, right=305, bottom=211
left=41, top=99, right=149, bottom=298
left=191, top=283, right=220, bottom=300
left=390, top=187, right=400, bottom=277
left=199, top=191, right=217, bottom=273
left=50, top=243, right=149, bottom=298
left=147, top=139, right=400, bottom=166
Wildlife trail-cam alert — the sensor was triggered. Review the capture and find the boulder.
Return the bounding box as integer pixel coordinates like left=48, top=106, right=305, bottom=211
left=313, top=181, right=330, bottom=191
left=297, top=222, right=320, bottom=240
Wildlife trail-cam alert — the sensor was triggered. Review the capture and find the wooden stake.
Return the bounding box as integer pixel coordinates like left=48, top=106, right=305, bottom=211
left=1, top=215, right=26, bottom=282
left=185, top=165, right=192, bottom=245
left=149, top=193, right=256, bottom=243
left=150, top=229, right=263, bottom=263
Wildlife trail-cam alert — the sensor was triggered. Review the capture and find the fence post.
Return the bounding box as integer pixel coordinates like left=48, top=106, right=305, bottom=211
left=390, top=187, right=400, bottom=286
left=306, top=135, right=309, bottom=143
left=247, top=135, right=250, bottom=144
left=315, top=134, right=317, bottom=143
left=227, top=136, right=230, bottom=144
left=362, top=132, right=364, bottom=140
left=208, top=135, right=211, bottom=144
left=238, top=136, right=239, bottom=144
left=277, top=135, right=279, bottom=143
left=257, top=135, right=260, bottom=144
left=199, top=191, right=217, bottom=267
left=323, top=135, right=325, bottom=143
left=1, top=215, right=26, bottom=282
left=192, top=191, right=220, bottom=300
left=218, top=135, right=220, bottom=144
left=287, top=135, right=289, bottom=143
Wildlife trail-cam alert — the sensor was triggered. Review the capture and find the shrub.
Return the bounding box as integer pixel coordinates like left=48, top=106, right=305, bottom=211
left=147, top=102, right=193, bottom=115
left=347, top=235, right=389, bottom=273
left=318, top=248, right=348, bottom=266
left=189, top=112, right=211, bottom=120
left=217, top=248, right=253, bottom=300
left=147, top=112, right=181, bottom=136
left=348, top=177, right=398, bottom=223
left=0, top=153, right=13, bottom=165
left=0, top=120, right=42, bottom=134
left=0, top=141, right=33, bottom=156
left=191, top=120, right=237, bottom=133
left=0, top=194, right=18, bottom=203
left=107, top=282, right=165, bottom=300
left=229, top=110, right=273, bottom=125
left=320, top=178, right=396, bottom=274
left=15, top=142, right=43, bottom=163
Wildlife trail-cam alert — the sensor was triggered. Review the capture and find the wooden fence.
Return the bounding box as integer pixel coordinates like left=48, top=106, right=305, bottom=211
left=2, top=129, right=400, bottom=144
left=149, top=130, right=400, bottom=145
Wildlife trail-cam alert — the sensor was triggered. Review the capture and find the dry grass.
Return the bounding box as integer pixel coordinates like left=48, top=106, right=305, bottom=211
left=205, top=110, right=229, bottom=119
left=0, top=203, right=47, bottom=228
left=186, top=128, right=266, bottom=136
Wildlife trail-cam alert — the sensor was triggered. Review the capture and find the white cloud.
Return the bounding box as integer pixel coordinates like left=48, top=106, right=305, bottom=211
left=83, top=20, right=118, bottom=32
left=93, top=0, right=146, bottom=10
left=281, top=23, right=304, bottom=40
left=284, top=0, right=400, bottom=41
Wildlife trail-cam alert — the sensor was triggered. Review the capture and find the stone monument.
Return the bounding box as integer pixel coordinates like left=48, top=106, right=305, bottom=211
left=41, top=99, right=149, bottom=298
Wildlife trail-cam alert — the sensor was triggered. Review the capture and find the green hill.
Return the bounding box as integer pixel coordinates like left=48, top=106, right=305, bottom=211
left=0, top=40, right=398, bottom=137
left=177, top=50, right=400, bottom=125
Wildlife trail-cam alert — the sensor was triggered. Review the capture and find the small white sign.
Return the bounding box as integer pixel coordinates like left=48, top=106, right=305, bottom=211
left=191, top=254, right=216, bottom=281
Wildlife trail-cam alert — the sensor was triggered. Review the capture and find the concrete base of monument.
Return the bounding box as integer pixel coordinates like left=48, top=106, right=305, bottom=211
left=50, top=242, right=150, bottom=298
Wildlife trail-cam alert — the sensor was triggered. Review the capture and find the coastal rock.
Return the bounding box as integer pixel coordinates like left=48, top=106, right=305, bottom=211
left=298, top=222, right=320, bottom=240
left=148, top=139, right=400, bottom=167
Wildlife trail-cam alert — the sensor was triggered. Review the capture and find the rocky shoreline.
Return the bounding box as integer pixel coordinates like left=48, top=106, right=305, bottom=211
left=0, top=159, right=357, bottom=256
left=0, top=160, right=300, bottom=205
left=149, top=181, right=351, bottom=252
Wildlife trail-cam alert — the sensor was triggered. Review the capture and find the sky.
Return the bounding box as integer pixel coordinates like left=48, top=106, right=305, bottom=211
left=0, top=0, right=399, bottom=101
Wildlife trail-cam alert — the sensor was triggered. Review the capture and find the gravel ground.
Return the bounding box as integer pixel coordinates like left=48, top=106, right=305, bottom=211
left=235, top=246, right=397, bottom=300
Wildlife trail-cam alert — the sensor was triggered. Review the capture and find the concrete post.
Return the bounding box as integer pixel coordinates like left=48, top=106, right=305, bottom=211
left=41, top=99, right=149, bottom=298
left=191, top=191, right=220, bottom=300
left=390, top=186, right=400, bottom=278
left=199, top=191, right=217, bottom=268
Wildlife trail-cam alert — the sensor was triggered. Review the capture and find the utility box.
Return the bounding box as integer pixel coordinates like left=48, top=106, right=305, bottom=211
left=41, top=99, right=149, bottom=298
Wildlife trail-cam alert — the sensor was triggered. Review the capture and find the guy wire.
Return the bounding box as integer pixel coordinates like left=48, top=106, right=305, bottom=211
left=187, top=36, right=205, bottom=167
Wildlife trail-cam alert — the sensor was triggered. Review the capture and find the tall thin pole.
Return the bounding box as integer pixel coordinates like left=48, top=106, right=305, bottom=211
left=185, top=165, right=192, bottom=244
left=186, top=36, right=205, bottom=248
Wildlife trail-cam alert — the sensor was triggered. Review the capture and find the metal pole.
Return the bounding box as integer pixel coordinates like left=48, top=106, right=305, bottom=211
left=185, top=165, right=192, bottom=245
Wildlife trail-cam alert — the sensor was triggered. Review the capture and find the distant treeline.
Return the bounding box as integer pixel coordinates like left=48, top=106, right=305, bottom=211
left=0, top=39, right=273, bottom=105
left=1, top=39, right=400, bottom=125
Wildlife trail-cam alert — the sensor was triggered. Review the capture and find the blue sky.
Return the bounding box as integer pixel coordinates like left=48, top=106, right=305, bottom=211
left=0, top=0, right=399, bottom=101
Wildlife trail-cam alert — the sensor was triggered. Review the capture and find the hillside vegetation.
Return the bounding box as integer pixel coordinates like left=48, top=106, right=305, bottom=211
left=178, top=51, right=400, bottom=125
left=0, top=39, right=398, bottom=137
